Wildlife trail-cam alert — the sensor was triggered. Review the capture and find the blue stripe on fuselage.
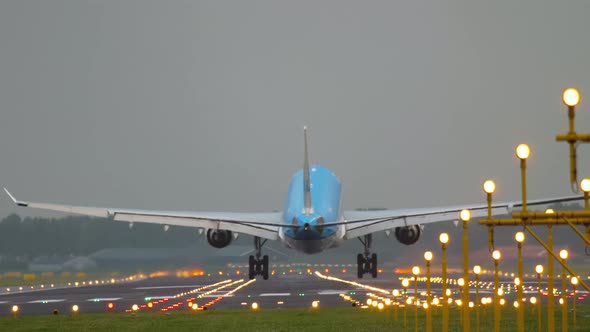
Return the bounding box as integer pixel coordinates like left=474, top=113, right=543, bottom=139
left=282, top=165, right=341, bottom=241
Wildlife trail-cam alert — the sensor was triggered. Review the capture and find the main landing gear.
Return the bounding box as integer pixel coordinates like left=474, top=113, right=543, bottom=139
left=249, top=236, right=269, bottom=280
left=357, top=234, right=378, bottom=278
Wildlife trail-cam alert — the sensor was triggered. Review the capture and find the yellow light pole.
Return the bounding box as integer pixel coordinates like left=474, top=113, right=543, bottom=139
left=424, top=251, right=433, bottom=332
left=559, top=249, right=569, bottom=332
left=515, top=231, right=525, bottom=332
left=412, top=266, right=421, bottom=332
left=535, top=264, right=544, bottom=332
left=439, top=232, right=450, bottom=332
left=492, top=250, right=501, bottom=332
left=515, top=144, right=531, bottom=213
left=402, top=278, right=410, bottom=328
left=392, top=289, right=400, bottom=320
left=458, top=277, right=465, bottom=326
left=473, top=265, right=481, bottom=332
left=571, top=276, right=578, bottom=329
left=483, top=180, right=496, bottom=252
left=581, top=179, right=590, bottom=210
left=460, top=209, right=472, bottom=332
left=545, top=208, right=556, bottom=332
left=558, top=87, right=581, bottom=188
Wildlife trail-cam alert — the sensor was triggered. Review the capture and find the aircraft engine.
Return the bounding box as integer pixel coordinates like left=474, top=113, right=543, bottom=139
left=394, top=225, right=421, bottom=245
left=206, top=229, right=233, bottom=248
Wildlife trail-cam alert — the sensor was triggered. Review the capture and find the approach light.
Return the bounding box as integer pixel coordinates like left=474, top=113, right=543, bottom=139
left=192, top=303, right=198, bottom=310
left=581, top=179, right=590, bottom=193
left=473, top=265, right=482, bottom=275
left=72, top=305, right=79, bottom=313
left=458, top=278, right=465, bottom=287
left=530, top=297, right=537, bottom=304
left=312, top=300, right=319, bottom=309
left=572, top=277, right=579, bottom=286
left=515, top=232, right=525, bottom=243
left=412, top=266, right=420, bottom=276
left=545, top=208, right=555, bottom=214
left=515, top=144, right=531, bottom=160
left=559, top=249, right=569, bottom=260
left=535, top=265, right=544, bottom=274
left=563, top=87, right=581, bottom=107
left=460, top=209, right=471, bottom=222
left=483, top=180, right=496, bottom=194
left=514, top=278, right=521, bottom=286
left=513, top=301, right=519, bottom=308
left=251, top=302, right=259, bottom=310
left=107, top=302, right=114, bottom=311
left=367, top=299, right=373, bottom=305
left=424, top=251, right=433, bottom=262
left=11, top=305, right=18, bottom=313
left=439, top=233, right=449, bottom=244
left=392, top=289, right=400, bottom=297
left=378, top=302, right=384, bottom=310
left=132, top=304, right=139, bottom=312
left=492, top=250, right=501, bottom=261
left=402, top=279, right=410, bottom=288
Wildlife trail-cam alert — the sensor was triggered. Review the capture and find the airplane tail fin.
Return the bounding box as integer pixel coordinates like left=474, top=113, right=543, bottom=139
left=303, top=126, right=312, bottom=215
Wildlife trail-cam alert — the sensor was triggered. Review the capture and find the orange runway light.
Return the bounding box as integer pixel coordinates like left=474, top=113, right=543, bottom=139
left=107, top=302, right=114, bottom=311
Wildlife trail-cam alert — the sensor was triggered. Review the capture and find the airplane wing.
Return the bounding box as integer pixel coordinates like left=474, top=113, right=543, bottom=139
left=3, top=188, right=282, bottom=240
left=340, top=195, right=582, bottom=239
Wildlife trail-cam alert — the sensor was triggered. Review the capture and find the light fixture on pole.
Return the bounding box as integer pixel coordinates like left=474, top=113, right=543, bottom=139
left=473, top=265, right=482, bottom=332
left=402, top=278, right=410, bottom=328
left=492, top=250, right=502, bottom=332
left=439, top=232, right=450, bottom=332
left=571, top=276, right=578, bottom=328
left=515, top=231, right=525, bottom=332
left=424, top=251, right=433, bottom=332
left=412, top=266, right=421, bottom=332
left=559, top=249, right=569, bottom=332
left=460, top=209, right=472, bottom=332
left=535, top=264, right=544, bottom=332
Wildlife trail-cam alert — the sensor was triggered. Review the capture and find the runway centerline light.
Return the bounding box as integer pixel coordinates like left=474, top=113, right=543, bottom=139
left=515, top=144, right=531, bottom=160
left=562, top=87, right=581, bottom=107
left=483, top=180, right=496, bottom=194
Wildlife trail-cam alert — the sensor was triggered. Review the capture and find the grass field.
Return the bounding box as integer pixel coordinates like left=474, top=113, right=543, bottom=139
left=2, top=305, right=590, bottom=332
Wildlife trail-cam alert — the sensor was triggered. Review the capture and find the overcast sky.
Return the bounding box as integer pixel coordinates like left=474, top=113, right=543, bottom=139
left=1, top=1, right=590, bottom=218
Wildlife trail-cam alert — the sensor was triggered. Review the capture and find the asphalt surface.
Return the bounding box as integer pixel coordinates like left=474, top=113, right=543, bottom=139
left=0, top=271, right=587, bottom=316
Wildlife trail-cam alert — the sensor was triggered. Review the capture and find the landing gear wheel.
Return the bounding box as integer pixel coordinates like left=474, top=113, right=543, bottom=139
left=248, top=255, right=255, bottom=280
left=357, top=254, right=364, bottom=278
left=262, top=255, right=269, bottom=280
left=371, top=253, right=378, bottom=278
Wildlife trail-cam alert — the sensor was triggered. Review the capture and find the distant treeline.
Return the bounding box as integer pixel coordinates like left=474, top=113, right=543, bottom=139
left=0, top=214, right=200, bottom=257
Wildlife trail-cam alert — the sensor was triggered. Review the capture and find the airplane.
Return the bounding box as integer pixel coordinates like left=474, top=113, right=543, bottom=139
left=3, top=127, right=582, bottom=280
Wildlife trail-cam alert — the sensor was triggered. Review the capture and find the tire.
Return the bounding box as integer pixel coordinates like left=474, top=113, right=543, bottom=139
left=357, top=254, right=364, bottom=278
left=248, top=255, right=255, bottom=279
left=262, top=255, right=269, bottom=280
left=371, top=253, right=378, bottom=278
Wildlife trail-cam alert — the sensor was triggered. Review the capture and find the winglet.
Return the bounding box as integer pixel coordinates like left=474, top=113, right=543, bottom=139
left=303, top=126, right=312, bottom=215
left=3, top=188, right=28, bottom=207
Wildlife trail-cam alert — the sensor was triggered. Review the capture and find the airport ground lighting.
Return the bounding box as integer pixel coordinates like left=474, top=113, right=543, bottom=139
left=439, top=232, right=450, bottom=332
left=492, top=250, right=502, bottom=332
left=515, top=231, right=525, bottom=332
left=392, top=289, right=400, bottom=320
left=460, top=209, right=472, bottom=332
left=560, top=249, right=569, bottom=332
left=535, top=265, right=544, bottom=332
left=412, top=266, right=420, bottom=332
left=581, top=178, right=590, bottom=210
left=483, top=180, right=496, bottom=251
left=515, top=144, right=531, bottom=213
left=424, top=251, right=433, bottom=332
left=571, top=276, right=579, bottom=328
left=402, top=278, right=410, bottom=328
left=473, top=265, right=482, bottom=332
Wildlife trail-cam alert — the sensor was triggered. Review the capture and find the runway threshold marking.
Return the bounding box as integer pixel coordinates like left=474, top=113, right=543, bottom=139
left=260, top=293, right=291, bottom=297
left=27, top=299, right=66, bottom=303
left=134, top=285, right=203, bottom=290
left=86, top=297, right=122, bottom=302
left=314, top=271, right=391, bottom=295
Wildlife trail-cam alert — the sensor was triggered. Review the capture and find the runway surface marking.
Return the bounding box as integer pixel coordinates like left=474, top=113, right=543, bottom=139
left=27, top=299, right=66, bottom=303
left=134, top=285, right=203, bottom=290
left=260, top=293, right=291, bottom=297
left=86, top=298, right=121, bottom=302
left=317, top=290, right=350, bottom=295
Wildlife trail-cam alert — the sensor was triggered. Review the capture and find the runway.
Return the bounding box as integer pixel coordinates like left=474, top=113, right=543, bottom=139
left=0, top=269, right=587, bottom=316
